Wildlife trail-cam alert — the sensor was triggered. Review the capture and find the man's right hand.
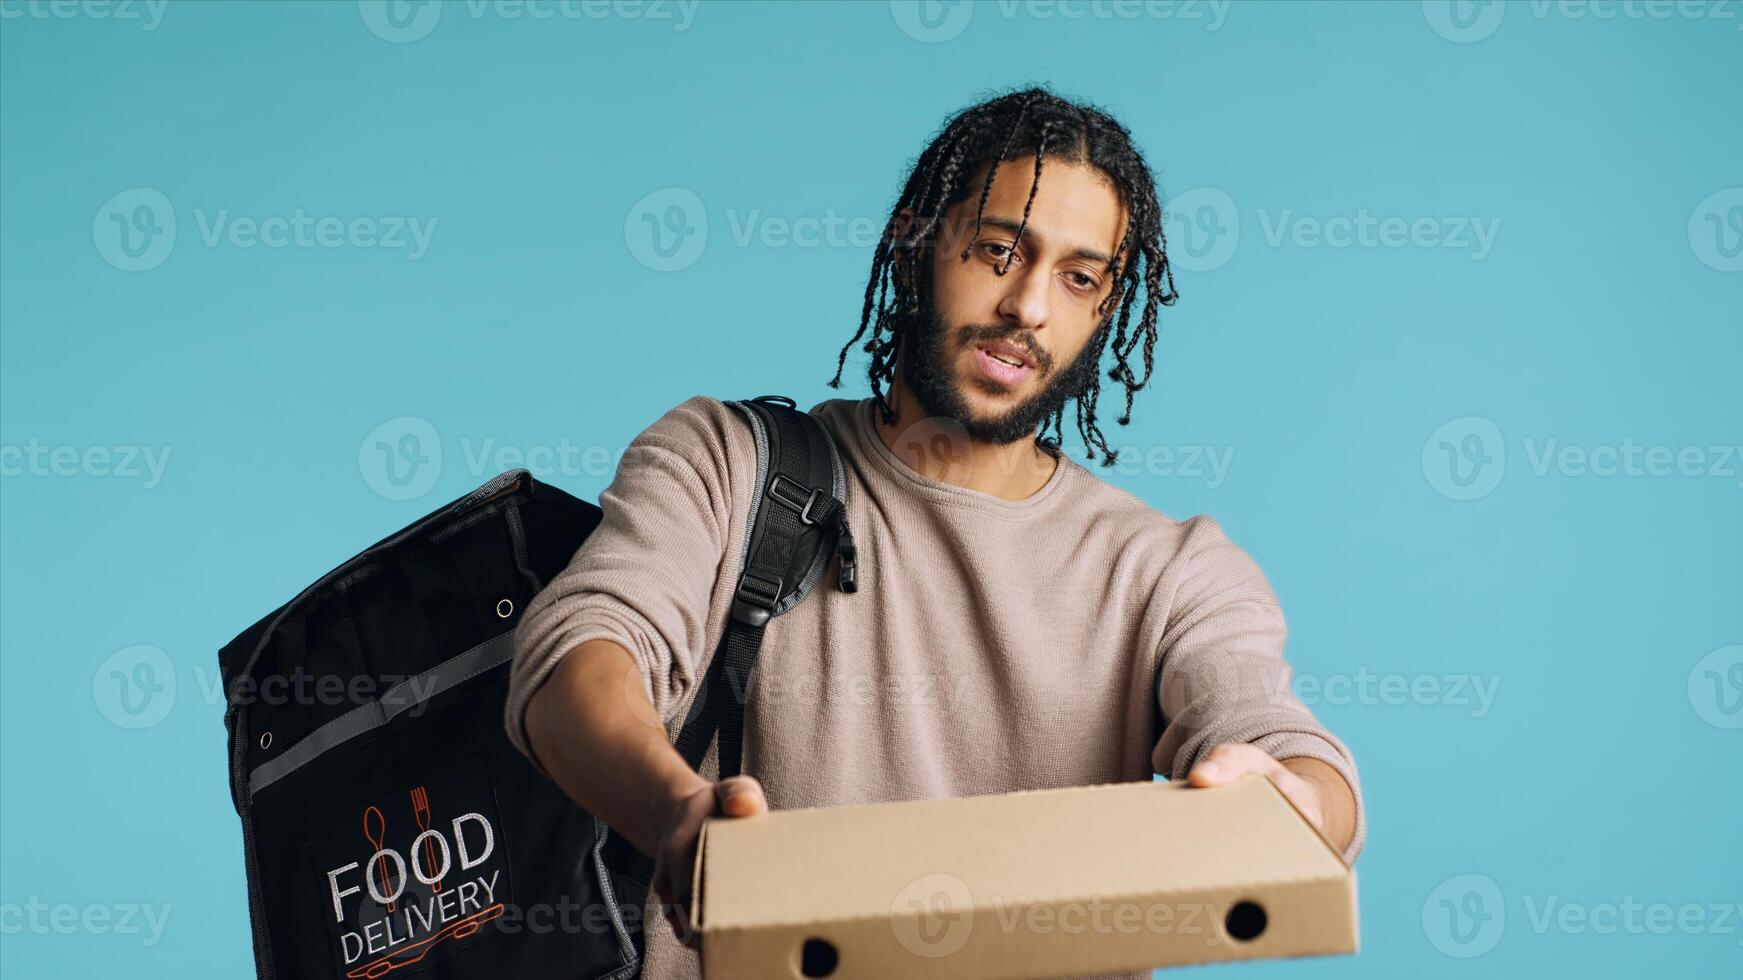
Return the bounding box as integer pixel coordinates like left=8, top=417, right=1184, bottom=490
left=652, top=774, right=768, bottom=950
left=524, top=641, right=770, bottom=950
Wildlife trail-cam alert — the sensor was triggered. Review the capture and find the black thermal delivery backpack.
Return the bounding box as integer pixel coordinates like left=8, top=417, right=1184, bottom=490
left=218, top=395, right=856, bottom=980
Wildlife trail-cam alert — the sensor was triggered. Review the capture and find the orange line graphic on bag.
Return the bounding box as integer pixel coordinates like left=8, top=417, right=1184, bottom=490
left=410, top=785, right=443, bottom=892
left=362, top=806, right=398, bottom=914
left=344, top=903, right=506, bottom=980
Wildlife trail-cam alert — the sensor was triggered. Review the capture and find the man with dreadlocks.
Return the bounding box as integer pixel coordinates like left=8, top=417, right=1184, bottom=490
left=507, top=85, right=1364, bottom=979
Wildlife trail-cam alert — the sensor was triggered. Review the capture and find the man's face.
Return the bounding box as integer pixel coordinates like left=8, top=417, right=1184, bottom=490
left=896, top=155, right=1128, bottom=445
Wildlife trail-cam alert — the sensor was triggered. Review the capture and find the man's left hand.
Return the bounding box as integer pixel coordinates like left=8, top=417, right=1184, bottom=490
left=1186, top=743, right=1356, bottom=855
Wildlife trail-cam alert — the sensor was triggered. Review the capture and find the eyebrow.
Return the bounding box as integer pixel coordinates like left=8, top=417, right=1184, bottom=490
left=973, top=215, right=1116, bottom=267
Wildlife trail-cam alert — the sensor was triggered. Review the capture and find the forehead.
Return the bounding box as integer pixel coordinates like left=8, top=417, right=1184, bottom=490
left=949, top=154, right=1128, bottom=264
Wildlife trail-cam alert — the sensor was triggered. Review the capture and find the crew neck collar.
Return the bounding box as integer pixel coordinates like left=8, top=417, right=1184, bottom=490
left=841, top=396, right=1074, bottom=518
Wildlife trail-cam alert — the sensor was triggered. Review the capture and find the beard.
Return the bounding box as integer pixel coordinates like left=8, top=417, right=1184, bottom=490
left=894, top=283, right=1104, bottom=447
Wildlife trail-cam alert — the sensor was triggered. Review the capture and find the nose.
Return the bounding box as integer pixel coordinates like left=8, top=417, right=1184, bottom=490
left=994, top=260, right=1051, bottom=337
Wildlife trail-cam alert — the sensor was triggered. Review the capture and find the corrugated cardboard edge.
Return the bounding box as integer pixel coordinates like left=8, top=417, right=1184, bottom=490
left=698, top=777, right=1353, bottom=929
left=690, top=819, right=711, bottom=936
left=1252, top=774, right=1362, bottom=955
left=695, top=777, right=1360, bottom=970
left=1252, top=773, right=1352, bottom=868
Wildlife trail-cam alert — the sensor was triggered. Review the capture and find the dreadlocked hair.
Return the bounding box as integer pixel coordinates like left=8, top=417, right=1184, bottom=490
left=827, top=84, right=1179, bottom=468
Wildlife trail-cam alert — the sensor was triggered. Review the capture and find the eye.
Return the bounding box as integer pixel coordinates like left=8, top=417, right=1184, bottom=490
left=979, top=241, right=1017, bottom=263
left=1066, top=271, right=1097, bottom=291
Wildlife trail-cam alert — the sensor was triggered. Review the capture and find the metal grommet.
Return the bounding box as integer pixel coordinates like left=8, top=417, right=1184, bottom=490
left=496, top=598, right=514, bottom=619
left=259, top=732, right=273, bottom=750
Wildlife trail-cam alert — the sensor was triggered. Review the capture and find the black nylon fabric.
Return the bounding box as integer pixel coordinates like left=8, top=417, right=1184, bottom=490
left=219, top=396, right=851, bottom=980
left=220, top=472, right=636, bottom=980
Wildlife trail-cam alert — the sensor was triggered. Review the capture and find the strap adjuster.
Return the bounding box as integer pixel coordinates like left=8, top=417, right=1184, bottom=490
left=768, top=473, right=824, bottom=525
left=731, top=570, right=781, bottom=627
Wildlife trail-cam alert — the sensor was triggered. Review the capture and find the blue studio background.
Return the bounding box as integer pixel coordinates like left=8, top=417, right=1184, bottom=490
left=1, top=1, right=1739, bottom=977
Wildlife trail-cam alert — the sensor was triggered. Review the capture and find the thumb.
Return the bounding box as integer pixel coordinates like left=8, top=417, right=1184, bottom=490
left=714, top=775, right=768, bottom=819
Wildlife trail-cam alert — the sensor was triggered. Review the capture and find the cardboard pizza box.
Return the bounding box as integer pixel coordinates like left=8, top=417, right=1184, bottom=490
left=689, top=775, right=1357, bottom=979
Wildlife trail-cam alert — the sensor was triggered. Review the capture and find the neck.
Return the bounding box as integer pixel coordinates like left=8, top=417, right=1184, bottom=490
left=872, top=379, right=1059, bottom=502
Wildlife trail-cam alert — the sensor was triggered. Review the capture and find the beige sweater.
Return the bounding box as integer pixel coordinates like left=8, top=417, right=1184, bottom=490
left=506, top=394, right=1365, bottom=980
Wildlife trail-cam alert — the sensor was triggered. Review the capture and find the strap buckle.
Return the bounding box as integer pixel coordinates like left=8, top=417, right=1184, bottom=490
left=768, top=473, right=825, bottom=525
left=730, top=570, right=782, bottom=627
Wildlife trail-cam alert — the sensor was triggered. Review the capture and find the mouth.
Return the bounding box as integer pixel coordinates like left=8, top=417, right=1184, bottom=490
left=970, top=341, right=1037, bottom=387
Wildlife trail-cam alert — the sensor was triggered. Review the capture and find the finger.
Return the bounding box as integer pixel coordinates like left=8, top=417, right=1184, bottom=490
left=1187, top=743, right=1279, bottom=786
left=1266, top=769, right=1326, bottom=831
left=715, top=775, right=768, bottom=818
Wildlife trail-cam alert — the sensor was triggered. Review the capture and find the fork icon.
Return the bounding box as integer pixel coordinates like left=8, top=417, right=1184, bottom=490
left=411, top=786, right=444, bottom=893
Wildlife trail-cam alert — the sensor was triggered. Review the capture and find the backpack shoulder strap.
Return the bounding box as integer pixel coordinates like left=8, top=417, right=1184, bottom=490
left=670, top=394, right=856, bottom=778
left=601, top=395, right=857, bottom=898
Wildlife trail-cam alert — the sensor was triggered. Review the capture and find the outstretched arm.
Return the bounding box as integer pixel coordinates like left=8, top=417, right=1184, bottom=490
left=1151, top=517, right=1366, bottom=862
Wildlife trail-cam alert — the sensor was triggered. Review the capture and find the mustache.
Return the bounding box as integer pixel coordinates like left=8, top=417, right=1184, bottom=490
left=958, top=326, right=1052, bottom=374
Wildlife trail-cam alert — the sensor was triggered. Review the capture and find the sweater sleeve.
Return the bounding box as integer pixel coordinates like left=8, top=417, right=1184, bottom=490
left=1150, top=516, right=1367, bottom=863
left=503, top=395, right=756, bottom=774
